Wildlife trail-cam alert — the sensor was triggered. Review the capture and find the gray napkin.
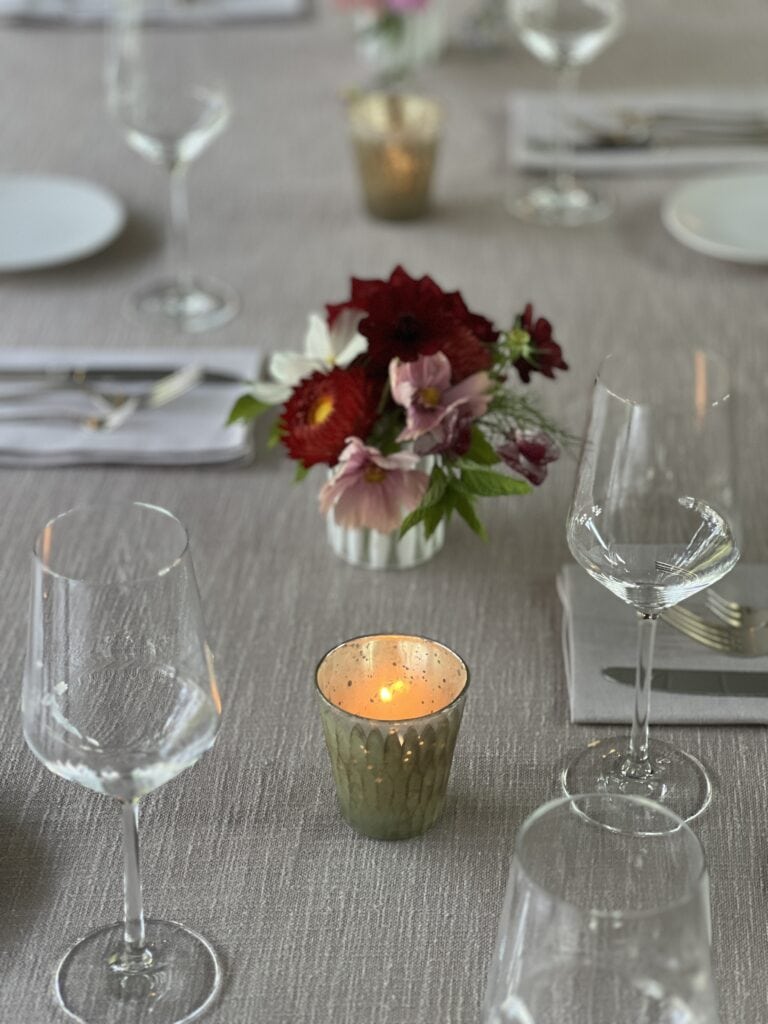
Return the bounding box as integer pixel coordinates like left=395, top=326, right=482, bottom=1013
left=509, top=89, right=768, bottom=175
left=0, top=346, right=257, bottom=467
left=557, top=562, right=768, bottom=725
left=0, top=0, right=307, bottom=23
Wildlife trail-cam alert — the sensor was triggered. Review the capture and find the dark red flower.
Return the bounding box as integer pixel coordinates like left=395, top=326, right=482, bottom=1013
left=279, top=366, right=378, bottom=468
left=498, top=428, right=560, bottom=486
left=327, top=266, right=497, bottom=382
left=513, top=304, right=568, bottom=384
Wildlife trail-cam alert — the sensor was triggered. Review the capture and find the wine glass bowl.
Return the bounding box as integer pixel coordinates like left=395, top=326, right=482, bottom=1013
left=23, top=502, right=222, bottom=1024
left=106, top=2, right=239, bottom=332
left=508, top=0, right=625, bottom=226
left=563, top=348, right=739, bottom=825
left=482, top=794, right=720, bottom=1024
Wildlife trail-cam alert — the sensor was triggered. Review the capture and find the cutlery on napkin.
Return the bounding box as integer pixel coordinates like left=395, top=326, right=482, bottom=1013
left=557, top=562, right=768, bottom=725
left=0, top=347, right=259, bottom=467
left=509, top=90, right=768, bottom=174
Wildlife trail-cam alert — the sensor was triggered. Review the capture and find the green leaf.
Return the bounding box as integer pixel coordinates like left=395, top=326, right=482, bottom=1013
left=267, top=420, right=282, bottom=449
left=294, top=463, right=310, bottom=482
left=460, top=468, right=532, bottom=497
left=421, top=466, right=448, bottom=508
left=466, top=426, right=500, bottom=466
left=227, top=394, right=270, bottom=425
left=399, top=505, right=428, bottom=537
left=451, top=489, right=487, bottom=540
left=423, top=502, right=447, bottom=539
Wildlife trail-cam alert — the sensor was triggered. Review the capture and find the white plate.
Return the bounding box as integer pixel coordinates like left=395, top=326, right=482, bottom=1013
left=662, top=172, right=768, bottom=264
left=0, top=174, right=125, bottom=272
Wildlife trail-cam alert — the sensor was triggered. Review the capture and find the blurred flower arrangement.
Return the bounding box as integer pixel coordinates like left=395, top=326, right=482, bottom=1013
left=337, top=0, right=443, bottom=87
left=229, top=266, right=569, bottom=540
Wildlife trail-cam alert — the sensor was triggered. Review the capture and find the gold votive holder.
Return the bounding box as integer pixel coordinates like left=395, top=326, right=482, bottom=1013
left=315, top=634, right=469, bottom=840
left=346, top=92, right=441, bottom=221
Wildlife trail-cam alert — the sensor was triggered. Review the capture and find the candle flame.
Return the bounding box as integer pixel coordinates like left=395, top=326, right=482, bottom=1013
left=378, top=679, right=407, bottom=703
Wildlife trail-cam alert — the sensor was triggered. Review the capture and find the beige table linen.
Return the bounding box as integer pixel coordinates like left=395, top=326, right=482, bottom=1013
left=1, top=2, right=768, bottom=1021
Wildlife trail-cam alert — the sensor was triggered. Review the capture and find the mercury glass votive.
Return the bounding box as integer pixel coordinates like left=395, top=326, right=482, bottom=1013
left=347, top=93, right=441, bottom=221
left=315, top=634, right=469, bottom=840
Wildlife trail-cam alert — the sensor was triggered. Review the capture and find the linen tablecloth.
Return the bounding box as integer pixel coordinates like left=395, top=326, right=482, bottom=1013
left=1, top=1, right=768, bottom=1021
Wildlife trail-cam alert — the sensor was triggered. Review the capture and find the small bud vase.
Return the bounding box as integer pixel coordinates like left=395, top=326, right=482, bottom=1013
left=326, top=514, right=445, bottom=570
left=324, top=453, right=445, bottom=570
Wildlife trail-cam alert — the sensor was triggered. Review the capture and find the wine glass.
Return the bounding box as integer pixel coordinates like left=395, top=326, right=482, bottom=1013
left=482, top=793, right=720, bottom=1024
left=22, top=502, right=222, bottom=1024
left=564, top=347, right=739, bottom=827
left=105, top=0, right=239, bottom=332
left=508, top=0, right=624, bottom=226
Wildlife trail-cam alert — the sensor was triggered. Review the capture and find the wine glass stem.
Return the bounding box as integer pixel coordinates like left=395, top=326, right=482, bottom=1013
left=627, top=611, right=659, bottom=774
left=121, top=798, right=146, bottom=955
left=168, top=162, right=193, bottom=293
left=552, top=64, right=579, bottom=195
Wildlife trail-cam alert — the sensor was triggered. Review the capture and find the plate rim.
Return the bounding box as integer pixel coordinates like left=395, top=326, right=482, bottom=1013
left=0, top=172, right=126, bottom=273
left=661, top=170, right=768, bottom=265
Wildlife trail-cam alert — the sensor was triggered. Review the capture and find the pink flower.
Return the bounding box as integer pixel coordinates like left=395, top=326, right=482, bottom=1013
left=498, top=429, right=560, bottom=486
left=389, top=352, right=491, bottom=443
left=319, top=437, right=429, bottom=534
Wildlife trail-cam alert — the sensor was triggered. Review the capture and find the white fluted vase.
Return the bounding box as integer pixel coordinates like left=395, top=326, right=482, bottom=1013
left=326, top=515, right=445, bottom=570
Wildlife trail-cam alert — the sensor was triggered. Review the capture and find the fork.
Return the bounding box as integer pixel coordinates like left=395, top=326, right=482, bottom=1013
left=662, top=604, right=768, bottom=657
left=703, top=587, right=768, bottom=629
left=0, top=364, right=203, bottom=432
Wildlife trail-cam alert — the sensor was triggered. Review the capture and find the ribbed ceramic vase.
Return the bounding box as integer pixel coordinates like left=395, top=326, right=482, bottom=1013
left=324, top=454, right=445, bottom=569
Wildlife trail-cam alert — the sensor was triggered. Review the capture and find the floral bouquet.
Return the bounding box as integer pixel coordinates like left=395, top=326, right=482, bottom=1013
left=229, top=266, right=569, bottom=542
left=336, top=0, right=443, bottom=87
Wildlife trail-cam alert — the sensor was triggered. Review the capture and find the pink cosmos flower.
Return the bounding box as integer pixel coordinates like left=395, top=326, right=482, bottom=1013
left=319, top=437, right=429, bottom=534
left=389, top=352, right=491, bottom=443
left=498, top=429, right=560, bottom=486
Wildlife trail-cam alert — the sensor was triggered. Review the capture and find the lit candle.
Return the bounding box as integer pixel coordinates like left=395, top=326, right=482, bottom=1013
left=347, top=93, right=441, bottom=221
left=315, top=634, right=469, bottom=840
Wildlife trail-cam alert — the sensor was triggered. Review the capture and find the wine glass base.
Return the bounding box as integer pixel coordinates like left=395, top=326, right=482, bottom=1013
left=561, top=736, right=712, bottom=831
left=508, top=183, right=613, bottom=227
left=55, top=918, right=222, bottom=1024
left=130, top=275, right=239, bottom=333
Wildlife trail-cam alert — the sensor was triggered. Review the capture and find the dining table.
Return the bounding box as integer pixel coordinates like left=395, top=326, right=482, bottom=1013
left=1, top=0, right=768, bottom=1020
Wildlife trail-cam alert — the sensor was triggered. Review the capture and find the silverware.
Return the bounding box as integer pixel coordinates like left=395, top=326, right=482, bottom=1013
left=661, top=604, right=768, bottom=657
left=703, top=588, right=768, bottom=629
left=0, top=364, right=249, bottom=393
left=602, top=665, right=768, bottom=696
left=0, top=365, right=203, bottom=432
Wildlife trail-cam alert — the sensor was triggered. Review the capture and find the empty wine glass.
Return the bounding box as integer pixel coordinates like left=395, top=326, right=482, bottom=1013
left=106, top=0, right=239, bottom=332
left=564, top=348, right=739, bottom=827
left=22, top=502, right=222, bottom=1024
left=482, top=793, right=720, bottom=1024
left=508, top=0, right=624, bottom=226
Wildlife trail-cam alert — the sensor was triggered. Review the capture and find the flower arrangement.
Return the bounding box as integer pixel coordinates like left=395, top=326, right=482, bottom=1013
left=229, top=266, right=569, bottom=541
left=336, top=0, right=443, bottom=87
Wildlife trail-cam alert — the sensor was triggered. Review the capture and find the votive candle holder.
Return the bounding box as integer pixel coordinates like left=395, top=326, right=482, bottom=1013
left=315, top=633, right=469, bottom=840
left=347, top=92, right=441, bottom=221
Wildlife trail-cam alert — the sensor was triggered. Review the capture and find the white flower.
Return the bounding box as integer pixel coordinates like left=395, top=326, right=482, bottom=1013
left=249, top=309, right=368, bottom=404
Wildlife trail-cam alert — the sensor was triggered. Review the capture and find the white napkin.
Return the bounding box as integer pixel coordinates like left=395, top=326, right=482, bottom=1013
left=557, top=562, right=768, bottom=725
left=0, top=0, right=306, bottom=23
left=509, top=90, right=768, bottom=175
left=0, top=347, right=258, bottom=467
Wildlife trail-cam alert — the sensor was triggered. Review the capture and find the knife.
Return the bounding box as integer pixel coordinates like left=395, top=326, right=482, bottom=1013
left=602, top=666, right=768, bottom=697
left=0, top=366, right=252, bottom=386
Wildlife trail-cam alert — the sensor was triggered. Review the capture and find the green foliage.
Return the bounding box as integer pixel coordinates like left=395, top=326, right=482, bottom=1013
left=227, top=394, right=270, bottom=425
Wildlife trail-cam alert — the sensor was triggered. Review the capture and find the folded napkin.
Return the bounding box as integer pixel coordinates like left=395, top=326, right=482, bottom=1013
left=0, top=347, right=258, bottom=467
left=558, top=562, right=768, bottom=725
left=0, top=0, right=306, bottom=24
left=509, top=90, right=768, bottom=175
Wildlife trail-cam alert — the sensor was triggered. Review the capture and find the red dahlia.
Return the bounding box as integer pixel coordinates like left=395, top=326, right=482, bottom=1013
left=327, top=265, right=497, bottom=382
left=279, top=366, right=378, bottom=468
left=514, top=303, right=568, bottom=384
